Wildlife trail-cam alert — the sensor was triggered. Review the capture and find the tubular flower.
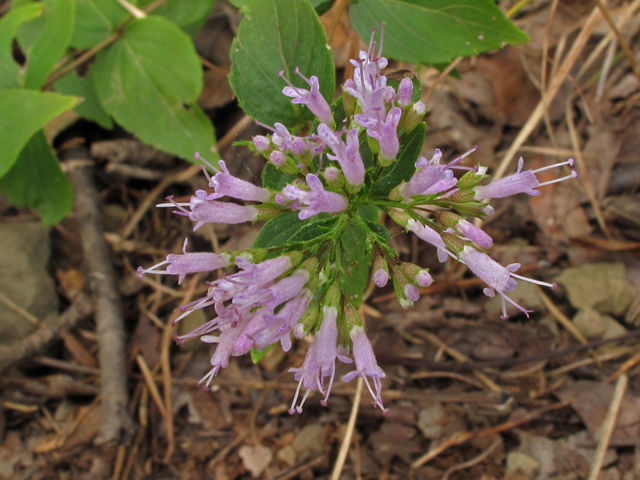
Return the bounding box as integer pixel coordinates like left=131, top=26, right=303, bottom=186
left=137, top=23, right=576, bottom=418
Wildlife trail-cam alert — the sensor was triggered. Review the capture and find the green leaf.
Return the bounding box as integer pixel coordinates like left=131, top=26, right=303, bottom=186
left=92, top=16, right=217, bottom=161
left=287, top=216, right=337, bottom=244
left=372, top=121, right=426, bottom=197
left=311, top=0, right=335, bottom=15
left=253, top=211, right=332, bottom=250
left=0, top=89, right=79, bottom=177
left=0, top=3, right=45, bottom=89
left=54, top=71, right=113, bottom=129
left=358, top=204, right=379, bottom=222
left=262, top=162, right=297, bottom=190
left=139, top=0, right=216, bottom=34
left=20, top=0, right=76, bottom=89
left=72, top=0, right=215, bottom=49
left=229, top=0, right=335, bottom=127
left=339, top=220, right=371, bottom=308
left=0, top=130, right=73, bottom=224
left=71, top=0, right=129, bottom=49
left=349, top=0, right=529, bottom=65
left=364, top=219, right=391, bottom=242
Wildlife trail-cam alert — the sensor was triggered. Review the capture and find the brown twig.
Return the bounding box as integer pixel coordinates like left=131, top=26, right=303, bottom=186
left=330, top=377, right=363, bottom=480
left=587, top=374, right=628, bottom=480
left=66, top=146, right=134, bottom=444
left=0, top=295, right=93, bottom=372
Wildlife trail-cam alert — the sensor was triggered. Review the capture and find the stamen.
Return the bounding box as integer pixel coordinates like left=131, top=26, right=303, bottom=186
left=279, top=69, right=304, bottom=96
left=501, top=293, right=533, bottom=318
left=289, top=377, right=304, bottom=415
left=193, top=151, right=218, bottom=172
left=537, top=171, right=578, bottom=187
left=197, top=368, right=218, bottom=391
left=320, top=369, right=336, bottom=406
left=255, top=120, right=275, bottom=132
left=509, top=273, right=555, bottom=289
left=297, top=389, right=311, bottom=413
left=136, top=261, right=169, bottom=278
left=500, top=296, right=508, bottom=320
left=448, top=145, right=479, bottom=168
left=532, top=159, right=575, bottom=174
left=377, top=23, right=385, bottom=59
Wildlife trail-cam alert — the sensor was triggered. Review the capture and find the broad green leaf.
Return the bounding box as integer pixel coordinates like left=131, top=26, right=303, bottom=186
left=0, top=130, right=73, bottom=224
left=254, top=212, right=308, bottom=249
left=229, top=0, right=335, bottom=127
left=72, top=0, right=215, bottom=49
left=339, top=220, right=371, bottom=308
left=0, top=89, right=79, bottom=177
left=93, top=16, right=217, bottom=161
left=262, top=163, right=297, bottom=190
left=0, top=3, right=44, bottom=89
left=286, top=216, right=338, bottom=244
left=71, top=0, right=129, bottom=49
left=139, top=0, right=216, bottom=34
left=20, top=0, right=76, bottom=89
left=253, top=211, right=332, bottom=251
left=365, top=219, right=391, bottom=242
left=54, top=71, right=113, bottom=129
left=358, top=204, right=379, bottom=223
left=372, top=121, right=426, bottom=197
left=349, top=0, right=529, bottom=65
left=311, top=0, right=335, bottom=15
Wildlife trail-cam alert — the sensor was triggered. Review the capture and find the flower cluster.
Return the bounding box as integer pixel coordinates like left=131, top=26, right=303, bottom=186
left=138, top=26, right=577, bottom=415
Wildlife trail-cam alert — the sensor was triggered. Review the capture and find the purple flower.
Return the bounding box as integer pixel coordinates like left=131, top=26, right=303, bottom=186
left=456, top=219, right=493, bottom=248
left=281, top=68, right=333, bottom=125
left=160, top=190, right=259, bottom=231
left=407, top=219, right=453, bottom=263
left=397, top=77, right=413, bottom=107
left=198, top=311, right=253, bottom=389
left=137, top=239, right=231, bottom=284
left=458, top=246, right=555, bottom=319
left=288, top=305, right=352, bottom=413
left=356, top=106, right=401, bottom=161
left=253, top=288, right=313, bottom=352
left=206, top=160, right=271, bottom=202
left=317, top=125, right=365, bottom=187
left=344, top=26, right=388, bottom=103
left=343, top=326, right=388, bottom=414
left=400, top=150, right=456, bottom=197
left=282, top=174, right=348, bottom=219
left=474, top=158, right=577, bottom=200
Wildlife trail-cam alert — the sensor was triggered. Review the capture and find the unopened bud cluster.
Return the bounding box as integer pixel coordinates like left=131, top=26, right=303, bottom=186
left=138, top=26, right=576, bottom=415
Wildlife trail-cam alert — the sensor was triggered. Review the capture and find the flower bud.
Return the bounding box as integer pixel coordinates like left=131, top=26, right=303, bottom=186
left=397, top=77, right=413, bottom=107
left=441, top=232, right=466, bottom=254
left=373, top=255, right=390, bottom=287
left=270, top=150, right=287, bottom=167
left=253, top=135, right=271, bottom=152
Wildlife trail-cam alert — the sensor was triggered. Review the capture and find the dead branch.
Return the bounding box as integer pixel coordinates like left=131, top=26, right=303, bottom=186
left=65, top=146, right=134, bottom=444
left=0, top=294, right=93, bottom=372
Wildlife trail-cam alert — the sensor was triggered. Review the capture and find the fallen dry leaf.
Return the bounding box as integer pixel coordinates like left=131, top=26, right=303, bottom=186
left=238, top=444, right=273, bottom=478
